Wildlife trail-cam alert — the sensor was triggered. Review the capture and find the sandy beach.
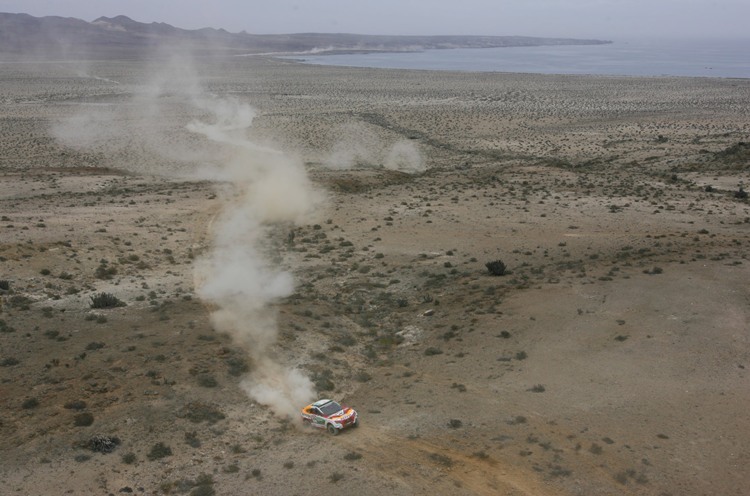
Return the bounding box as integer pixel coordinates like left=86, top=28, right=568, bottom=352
left=1, top=55, right=749, bottom=495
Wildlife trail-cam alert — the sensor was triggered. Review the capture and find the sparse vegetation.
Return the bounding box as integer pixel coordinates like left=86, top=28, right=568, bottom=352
left=178, top=402, right=226, bottom=424
left=87, top=435, right=121, bottom=454
left=485, top=259, right=507, bottom=276
left=94, top=262, right=117, bottom=280
left=89, top=292, right=126, bottom=309
left=73, top=412, right=94, bottom=427
left=1, top=48, right=747, bottom=496
left=329, top=472, right=344, bottom=483
left=146, top=442, right=173, bottom=461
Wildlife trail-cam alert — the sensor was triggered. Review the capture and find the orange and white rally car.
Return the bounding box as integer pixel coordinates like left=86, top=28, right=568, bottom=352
left=301, top=399, right=358, bottom=435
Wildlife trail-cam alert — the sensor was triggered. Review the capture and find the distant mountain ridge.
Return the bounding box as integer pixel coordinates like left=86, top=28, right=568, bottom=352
left=0, top=12, right=612, bottom=59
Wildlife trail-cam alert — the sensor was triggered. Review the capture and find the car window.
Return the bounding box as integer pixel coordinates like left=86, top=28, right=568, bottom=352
left=319, top=401, right=343, bottom=416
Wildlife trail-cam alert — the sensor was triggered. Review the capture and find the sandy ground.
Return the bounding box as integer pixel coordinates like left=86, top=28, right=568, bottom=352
left=1, top=55, right=749, bottom=496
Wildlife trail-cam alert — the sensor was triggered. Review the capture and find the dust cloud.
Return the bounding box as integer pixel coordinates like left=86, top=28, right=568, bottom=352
left=52, top=51, right=320, bottom=418
left=189, top=98, right=322, bottom=418
left=324, top=121, right=425, bottom=173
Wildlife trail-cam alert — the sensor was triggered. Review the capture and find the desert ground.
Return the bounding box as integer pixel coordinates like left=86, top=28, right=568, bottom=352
left=1, top=55, right=749, bottom=496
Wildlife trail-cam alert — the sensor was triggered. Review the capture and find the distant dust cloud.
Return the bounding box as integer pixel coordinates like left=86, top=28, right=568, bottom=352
left=324, top=121, right=425, bottom=173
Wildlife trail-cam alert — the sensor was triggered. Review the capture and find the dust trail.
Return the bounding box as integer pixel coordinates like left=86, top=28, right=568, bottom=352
left=188, top=96, right=321, bottom=419
left=53, top=52, right=320, bottom=418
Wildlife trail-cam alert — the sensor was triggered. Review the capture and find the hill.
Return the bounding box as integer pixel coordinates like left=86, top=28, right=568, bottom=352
left=0, top=12, right=611, bottom=59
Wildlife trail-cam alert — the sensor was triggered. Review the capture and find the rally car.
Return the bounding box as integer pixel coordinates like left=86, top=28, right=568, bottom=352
left=301, top=399, right=358, bottom=435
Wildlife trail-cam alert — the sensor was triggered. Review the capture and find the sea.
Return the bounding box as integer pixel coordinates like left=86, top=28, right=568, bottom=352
left=282, top=38, right=750, bottom=79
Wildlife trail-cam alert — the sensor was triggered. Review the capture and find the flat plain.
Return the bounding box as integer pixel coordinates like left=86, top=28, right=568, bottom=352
left=1, top=55, right=749, bottom=495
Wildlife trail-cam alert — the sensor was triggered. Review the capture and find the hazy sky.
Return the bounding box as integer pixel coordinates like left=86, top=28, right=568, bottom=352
left=2, top=0, right=749, bottom=39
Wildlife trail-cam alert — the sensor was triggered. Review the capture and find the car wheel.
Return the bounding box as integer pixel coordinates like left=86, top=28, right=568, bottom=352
left=327, top=424, right=339, bottom=435
left=352, top=418, right=359, bottom=428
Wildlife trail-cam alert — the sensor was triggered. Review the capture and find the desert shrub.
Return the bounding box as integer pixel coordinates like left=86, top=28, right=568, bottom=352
left=196, top=374, right=218, bottom=388
left=64, top=400, right=87, bottom=410
left=614, top=471, right=629, bottom=484
left=85, top=342, right=105, bottom=350
left=146, top=442, right=172, bottom=461
left=339, top=332, right=356, bottom=346
left=485, top=260, right=507, bottom=276
left=226, top=356, right=250, bottom=376
left=73, top=412, right=94, bottom=426
left=430, top=453, right=454, bottom=467
left=549, top=465, right=572, bottom=477
left=528, top=384, right=546, bottom=393
left=329, top=472, right=344, bottom=483
left=121, top=452, right=136, bottom=464
left=312, top=369, right=335, bottom=391
left=0, top=319, right=15, bottom=333
left=191, top=483, right=215, bottom=496
left=90, top=292, right=126, bottom=309
left=87, top=435, right=121, bottom=453
left=185, top=431, right=201, bottom=448
left=178, top=402, right=226, bottom=424
left=343, top=451, right=363, bottom=461
left=1, top=357, right=20, bottom=367
left=448, top=419, right=463, bottom=429
left=0, top=280, right=10, bottom=291
left=9, top=295, right=31, bottom=309
left=424, top=347, right=443, bottom=356
left=22, top=398, right=39, bottom=409
left=354, top=370, right=372, bottom=383
left=94, top=263, right=117, bottom=280
left=589, top=443, right=603, bottom=454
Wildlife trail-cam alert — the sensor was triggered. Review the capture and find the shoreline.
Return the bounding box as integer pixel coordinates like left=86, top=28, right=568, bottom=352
left=267, top=38, right=750, bottom=80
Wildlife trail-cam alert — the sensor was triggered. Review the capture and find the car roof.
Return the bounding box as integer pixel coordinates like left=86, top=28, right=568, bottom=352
left=312, top=399, right=333, bottom=407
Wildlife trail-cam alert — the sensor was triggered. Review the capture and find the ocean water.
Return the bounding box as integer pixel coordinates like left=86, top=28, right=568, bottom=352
left=283, top=38, right=750, bottom=78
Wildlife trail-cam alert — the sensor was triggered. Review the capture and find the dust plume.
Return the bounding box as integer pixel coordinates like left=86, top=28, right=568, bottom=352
left=53, top=51, right=321, bottom=418
left=324, top=121, right=426, bottom=173
left=385, top=139, right=424, bottom=173
left=190, top=102, right=321, bottom=417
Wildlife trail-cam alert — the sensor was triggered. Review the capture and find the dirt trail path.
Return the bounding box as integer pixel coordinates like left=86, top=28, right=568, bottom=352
left=339, top=424, right=563, bottom=496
